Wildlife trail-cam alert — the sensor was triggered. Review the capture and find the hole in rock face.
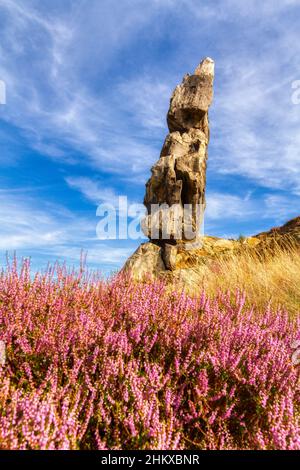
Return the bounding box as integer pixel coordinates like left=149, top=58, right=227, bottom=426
left=176, top=171, right=191, bottom=206
left=181, top=184, right=190, bottom=206
left=167, top=108, right=205, bottom=133
left=189, top=141, right=200, bottom=153
left=180, top=109, right=205, bottom=129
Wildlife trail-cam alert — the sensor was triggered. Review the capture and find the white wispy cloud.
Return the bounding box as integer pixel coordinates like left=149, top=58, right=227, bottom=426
left=0, top=189, right=134, bottom=269
left=65, top=176, right=124, bottom=206
left=205, top=3, right=300, bottom=194
left=0, top=0, right=172, bottom=174
left=210, top=49, right=300, bottom=192
left=182, top=0, right=299, bottom=19
left=206, top=191, right=300, bottom=228
left=0, top=190, right=90, bottom=250
left=2, top=0, right=299, bottom=189
left=118, top=77, right=170, bottom=131
left=206, top=192, right=256, bottom=222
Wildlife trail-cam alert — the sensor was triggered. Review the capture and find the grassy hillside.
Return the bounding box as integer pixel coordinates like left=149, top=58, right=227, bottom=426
left=201, top=240, right=300, bottom=316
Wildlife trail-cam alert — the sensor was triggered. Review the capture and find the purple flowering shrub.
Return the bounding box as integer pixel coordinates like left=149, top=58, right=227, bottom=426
left=0, top=260, right=299, bottom=450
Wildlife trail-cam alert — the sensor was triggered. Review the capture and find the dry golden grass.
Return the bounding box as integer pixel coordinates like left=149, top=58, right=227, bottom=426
left=201, top=240, right=300, bottom=316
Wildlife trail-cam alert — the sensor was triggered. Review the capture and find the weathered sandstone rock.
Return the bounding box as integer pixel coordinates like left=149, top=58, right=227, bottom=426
left=122, top=58, right=300, bottom=290
left=143, top=57, right=214, bottom=267
left=167, top=57, right=214, bottom=135
left=123, top=218, right=300, bottom=293
left=124, top=58, right=215, bottom=281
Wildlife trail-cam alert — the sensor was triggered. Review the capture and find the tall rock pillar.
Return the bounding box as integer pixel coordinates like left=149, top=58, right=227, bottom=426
left=123, top=58, right=214, bottom=279
left=143, top=58, right=214, bottom=269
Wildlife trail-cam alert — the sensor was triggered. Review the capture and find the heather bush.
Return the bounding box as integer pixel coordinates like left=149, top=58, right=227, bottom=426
left=0, top=259, right=299, bottom=450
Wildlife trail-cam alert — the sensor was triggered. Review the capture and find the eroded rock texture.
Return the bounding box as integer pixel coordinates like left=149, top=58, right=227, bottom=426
left=123, top=59, right=300, bottom=287
left=143, top=57, right=214, bottom=269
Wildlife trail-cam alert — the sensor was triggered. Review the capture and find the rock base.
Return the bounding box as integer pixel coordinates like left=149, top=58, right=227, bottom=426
left=123, top=218, right=300, bottom=293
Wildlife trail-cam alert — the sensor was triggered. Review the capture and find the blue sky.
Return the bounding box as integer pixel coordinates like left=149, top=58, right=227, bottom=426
left=0, top=0, right=300, bottom=274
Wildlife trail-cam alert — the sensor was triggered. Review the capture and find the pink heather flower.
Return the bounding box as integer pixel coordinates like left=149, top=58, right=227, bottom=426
left=0, top=341, right=5, bottom=367
left=291, top=340, right=300, bottom=350
left=197, top=370, right=209, bottom=397
left=292, top=349, right=300, bottom=366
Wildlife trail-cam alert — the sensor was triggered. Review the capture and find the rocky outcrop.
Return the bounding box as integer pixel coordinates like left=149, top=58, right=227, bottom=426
left=123, top=216, right=300, bottom=291
left=124, top=58, right=215, bottom=282
left=142, top=58, right=214, bottom=269
left=122, top=57, right=299, bottom=290
left=124, top=236, right=240, bottom=284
